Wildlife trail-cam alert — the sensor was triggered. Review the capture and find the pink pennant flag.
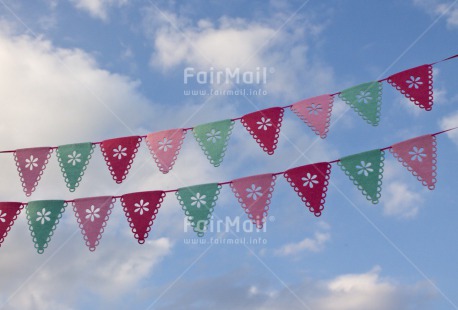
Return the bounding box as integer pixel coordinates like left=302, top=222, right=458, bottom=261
left=145, top=129, right=186, bottom=174
left=240, top=107, right=284, bottom=155
left=387, top=64, right=433, bottom=110
left=14, top=147, right=53, bottom=196
left=100, top=136, right=142, bottom=183
left=0, top=202, right=24, bottom=247
left=390, top=134, right=436, bottom=189
left=121, top=191, right=165, bottom=244
left=284, top=162, right=332, bottom=216
left=72, top=196, right=115, bottom=251
left=230, top=173, right=276, bottom=229
left=291, top=95, right=334, bottom=139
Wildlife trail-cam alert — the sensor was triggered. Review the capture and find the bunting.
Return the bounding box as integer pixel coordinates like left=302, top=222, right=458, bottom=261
left=14, top=147, right=53, bottom=196
left=100, top=136, right=142, bottom=183
left=0, top=202, right=24, bottom=247
left=56, top=143, right=94, bottom=192
left=284, top=162, right=332, bottom=216
left=121, top=191, right=165, bottom=244
left=146, top=129, right=186, bottom=174
left=390, top=134, right=437, bottom=189
left=230, top=174, right=276, bottom=229
left=26, top=200, right=67, bottom=254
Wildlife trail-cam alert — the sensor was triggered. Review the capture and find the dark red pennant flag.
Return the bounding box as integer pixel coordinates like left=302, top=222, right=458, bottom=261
left=100, top=136, right=142, bottom=183
left=284, top=162, right=331, bottom=216
left=230, top=173, right=276, bottom=229
left=387, top=64, right=433, bottom=111
left=291, top=94, right=334, bottom=139
left=390, top=134, right=436, bottom=189
left=240, top=107, right=284, bottom=155
left=14, top=147, right=53, bottom=196
left=121, top=191, right=165, bottom=244
left=0, top=202, right=24, bottom=247
left=73, top=196, right=115, bottom=251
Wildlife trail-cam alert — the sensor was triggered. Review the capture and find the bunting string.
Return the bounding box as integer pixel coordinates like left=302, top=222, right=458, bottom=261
left=0, top=128, right=455, bottom=253
left=0, top=54, right=456, bottom=196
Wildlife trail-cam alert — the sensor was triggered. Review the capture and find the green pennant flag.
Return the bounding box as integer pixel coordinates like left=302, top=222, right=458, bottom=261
left=338, top=149, right=385, bottom=204
left=26, top=200, right=67, bottom=254
left=339, top=81, right=382, bottom=126
left=193, top=119, right=234, bottom=167
left=56, top=143, right=94, bottom=192
left=176, top=183, right=221, bottom=237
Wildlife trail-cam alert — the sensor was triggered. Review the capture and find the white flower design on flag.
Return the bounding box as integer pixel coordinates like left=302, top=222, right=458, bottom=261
left=36, top=208, right=51, bottom=225
left=307, top=103, right=322, bottom=115
left=408, top=146, right=426, bottom=162
left=206, top=129, right=222, bottom=143
left=406, top=76, right=423, bottom=89
left=356, top=161, right=373, bottom=177
left=85, top=205, right=100, bottom=222
left=67, top=151, right=82, bottom=166
left=191, top=193, right=206, bottom=208
left=246, top=184, right=263, bottom=200
left=158, top=138, right=173, bottom=152
left=25, top=155, right=38, bottom=171
left=302, top=173, right=318, bottom=188
left=113, top=145, right=127, bottom=160
left=0, top=210, right=6, bottom=223
left=256, top=117, right=273, bottom=131
left=134, top=199, right=150, bottom=215
left=356, top=90, right=372, bottom=104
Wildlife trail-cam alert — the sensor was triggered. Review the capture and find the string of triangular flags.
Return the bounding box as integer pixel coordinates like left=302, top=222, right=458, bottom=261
left=0, top=128, right=454, bottom=253
left=2, top=54, right=457, bottom=197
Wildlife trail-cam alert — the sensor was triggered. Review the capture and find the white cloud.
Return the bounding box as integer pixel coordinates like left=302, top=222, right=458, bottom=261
left=413, top=0, right=458, bottom=29
left=440, top=111, right=458, bottom=145
left=70, top=0, right=128, bottom=21
left=276, top=222, right=331, bottom=256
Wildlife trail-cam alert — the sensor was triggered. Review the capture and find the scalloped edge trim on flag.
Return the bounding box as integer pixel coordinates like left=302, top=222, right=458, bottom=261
left=283, top=162, right=331, bottom=217
left=387, top=64, right=433, bottom=111
left=290, top=94, right=334, bottom=139
left=120, top=191, right=166, bottom=244
left=146, top=129, right=186, bottom=174
left=14, top=147, right=53, bottom=197
left=0, top=202, right=24, bottom=247
left=72, top=196, right=115, bottom=251
left=56, top=143, right=95, bottom=192
left=390, top=134, right=437, bottom=190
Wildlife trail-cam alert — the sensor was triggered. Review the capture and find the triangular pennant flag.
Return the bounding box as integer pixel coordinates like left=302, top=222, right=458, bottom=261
left=193, top=119, right=235, bottom=167
left=72, top=196, right=115, bottom=251
left=339, top=81, right=382, bottom=126
left=56, top=143, right=94, bottom=192
left=121, top=191, right=165, bottom=244
left=387, top=64, right=433, bottom=110
left=230, top=173, right=276, bottom=229
left=176, top=183, right=221, bottom=237
left=26, top=200, right=67, bottom=254
left=146, top=129, right=186, bottom=174
left=0, top=202, right=24, bottom=247
left=100, top=136, right=142, bottom=183
left=291, top=94, right=334, bottom=138
left=390, top=134, right=436, bottom=189
left=284, top=162, right=332, bottom=216
left=14, top=147, right=53, bottom=196
left=338, top=149, right=385, bottom=204
left=240, top=107, right=284, bottom=155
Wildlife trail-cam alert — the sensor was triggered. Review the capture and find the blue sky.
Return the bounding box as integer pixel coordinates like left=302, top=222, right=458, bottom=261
left=0, top=0, right=458, bottom=309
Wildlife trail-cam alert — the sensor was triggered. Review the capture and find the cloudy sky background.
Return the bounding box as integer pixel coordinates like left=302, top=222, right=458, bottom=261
left=0, top=0, right=458, bottom=309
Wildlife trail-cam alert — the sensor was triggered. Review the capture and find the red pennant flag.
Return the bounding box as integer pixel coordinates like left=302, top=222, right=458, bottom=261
left=14, top=147, right=53, bottom=196
left=291, top=95, right=334, bottom=138
left=121, top=191, right=165, bottom=244
left=240, top=107, right=284, bottom=155
left=72, top=196, right=115, bottom=251
left=284, top=162, right=331, bottom=216
left=390, top=134, right=436, bottom=189
left=387, top=64, right=433, bottom=110
left=145, top=129, right=186, bottom=174
left=0, top=202, right=24, bottom=247
left=100, top=136, right=142, bottom=183
left=230, top=173, right=276, bottom=228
